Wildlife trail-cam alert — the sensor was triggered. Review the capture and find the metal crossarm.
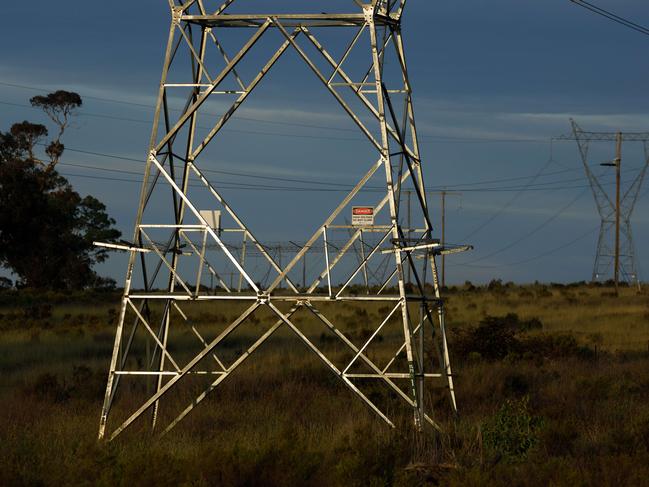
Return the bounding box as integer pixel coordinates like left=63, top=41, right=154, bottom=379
left=98, top=0, right=469, bottom=441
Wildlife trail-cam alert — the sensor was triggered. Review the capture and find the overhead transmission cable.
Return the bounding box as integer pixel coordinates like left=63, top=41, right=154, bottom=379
left=0, top=100, right=363, bottom=143
left=58, top=159, right=609, bottom=191
left=450, top=225, right=599, bottom=269
left=0, top=83, right=547, bottom=144
left=59, top=143, right=593, bottom=189
left=505, top=226, right=598, bottom=266
left=48, top=145, right=583, bottom=190
left=57, top=164, right=630, bottom=194
left=58, top=162, right=624, bottom=271
left=5, top=81, right=644, bottom=257
left=458, top=152, right=556, bottom=241
left=456, top=140, right=593, bottom=241
left=569, top=0, right=649, bottom=37
left=36, top=141, right=625, bottom=193
left=456, top=186, right=591, bottom=266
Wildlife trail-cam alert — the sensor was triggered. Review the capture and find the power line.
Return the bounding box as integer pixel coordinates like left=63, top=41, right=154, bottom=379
left=6, top=95, right=639, bottom=192
left=5, top=84, right=642, bottom=262
left=454, top=133, right=630, bottom=241
left=61, top=144, right=596, bottom=190
left=57, top=149, right=361, bottom=188
left=459, top=156, right=556, bottom=241
left=569, top=0, right=649, bottom=37
left=16, top=135, right=634, bottom=194
left=440, top=166, right=582, bottom=188
left=54, top=143, right=628, bottom=192
left=59, top=171, right=364, bottom=192
left=58, top=158, right=605, bottom=191
left=64, top=153, right=606, bottom=272
left=0, top=100, right=363, bottom=143
left=456, top=187, right=591, bottom=265
left=26, top=133, right=640, bottom=192
left=451, top=226, right=599, bottom=269
left=58, top=160, right=631, bottom=194
left=0, top=83, right=549, bottom=144
left=507, top=226, right=598, bottom=266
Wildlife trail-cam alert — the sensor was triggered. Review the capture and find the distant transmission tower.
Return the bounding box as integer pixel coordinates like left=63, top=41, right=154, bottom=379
left=97, top=1, right=470, bottom=441
left=558, top=119, right=649, bottom=292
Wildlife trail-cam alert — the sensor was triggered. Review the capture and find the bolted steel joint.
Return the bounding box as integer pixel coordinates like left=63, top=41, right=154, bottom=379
left=172, top=6, right=183, bottom=25
left=362, top=5, right=375, bottom=24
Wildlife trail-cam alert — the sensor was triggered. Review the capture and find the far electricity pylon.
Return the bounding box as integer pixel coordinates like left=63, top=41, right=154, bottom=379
left=557, top=119, right=649, bottom=293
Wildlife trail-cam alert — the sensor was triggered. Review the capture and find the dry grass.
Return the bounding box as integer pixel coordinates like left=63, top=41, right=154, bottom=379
left=1, top=283, right=649, bottom=486
left=445, top=283, right=649, bottom=351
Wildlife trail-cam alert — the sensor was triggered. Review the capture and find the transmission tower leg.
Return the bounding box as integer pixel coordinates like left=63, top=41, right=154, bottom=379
left=368, top=10, right=423, bottom=431
left=592, top=221, right=607, bottom=283
left=624, top=220, right=641, bottom=291
left=429, top=253, right=457, bottom=412
left=153, top=22, right=209, bottom=430
left=98, top=17, right=180, bottom=441
left=394, top=25, right=461, bottom=423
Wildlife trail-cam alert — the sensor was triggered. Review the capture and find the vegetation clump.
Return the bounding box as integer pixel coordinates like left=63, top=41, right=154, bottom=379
left=482, top=396, right=544, bottom=463
left=452, top=313, right=595, bottom=361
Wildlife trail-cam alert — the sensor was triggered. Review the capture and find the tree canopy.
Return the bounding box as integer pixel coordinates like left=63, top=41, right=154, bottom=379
left=0, top=91, right=120, bottom=289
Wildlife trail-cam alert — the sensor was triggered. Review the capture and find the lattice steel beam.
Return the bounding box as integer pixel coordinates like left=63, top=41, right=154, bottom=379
left=98, top=0, right=469, bottom=441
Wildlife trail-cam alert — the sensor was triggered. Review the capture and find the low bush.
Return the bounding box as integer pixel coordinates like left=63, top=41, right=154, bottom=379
left=452, top=313, right=594, bottom=362
left=482, top=396, right=544, bottom=463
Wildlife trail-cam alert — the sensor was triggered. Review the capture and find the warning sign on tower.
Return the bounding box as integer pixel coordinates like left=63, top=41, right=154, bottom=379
left=352, top=206, right=375, bottom=227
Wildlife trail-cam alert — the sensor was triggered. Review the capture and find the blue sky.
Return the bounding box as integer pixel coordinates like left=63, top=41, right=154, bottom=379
left=1, top=0, right=648, bottom=285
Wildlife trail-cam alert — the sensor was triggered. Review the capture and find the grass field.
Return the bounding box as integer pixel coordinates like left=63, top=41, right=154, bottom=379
left=1, top=283, right=649, bottom=486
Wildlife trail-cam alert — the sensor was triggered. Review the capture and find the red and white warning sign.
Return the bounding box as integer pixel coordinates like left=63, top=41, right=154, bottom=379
left=352, top=206, right=375, bottom=227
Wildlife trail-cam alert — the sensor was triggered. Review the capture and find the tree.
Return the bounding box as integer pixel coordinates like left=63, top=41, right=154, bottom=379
left=30, top=91, right=82, bottom=167
left=0, top=92, right=121, bottom=289
left=9, top=121, right=47, bottom=161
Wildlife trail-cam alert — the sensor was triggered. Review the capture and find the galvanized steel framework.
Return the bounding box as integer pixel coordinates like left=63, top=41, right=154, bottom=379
left=98, top=0, right=468, bottom=441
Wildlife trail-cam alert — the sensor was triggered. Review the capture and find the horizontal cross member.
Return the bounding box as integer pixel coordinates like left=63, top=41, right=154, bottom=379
left=181, top=13, right=399, bottom=28
left=126, top=293, right=442, bottom=303
left=381, top=243, right=473, bottom=255
left=391, top=238, right=441, bottom=245
left=93, top=241, right=151, bottom=253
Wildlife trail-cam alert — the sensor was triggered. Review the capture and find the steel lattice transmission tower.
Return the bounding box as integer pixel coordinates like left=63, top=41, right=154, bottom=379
left=98, top=0, right=470, bottom=441
left=560, top=119, right=649, bottom=291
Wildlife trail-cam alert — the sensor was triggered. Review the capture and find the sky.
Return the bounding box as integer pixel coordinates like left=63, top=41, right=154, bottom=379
left=1, top=0, right=649, bottom=285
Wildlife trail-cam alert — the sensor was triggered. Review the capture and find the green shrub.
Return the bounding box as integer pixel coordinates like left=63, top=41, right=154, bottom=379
left=482, top=396, right=544, bottom=462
